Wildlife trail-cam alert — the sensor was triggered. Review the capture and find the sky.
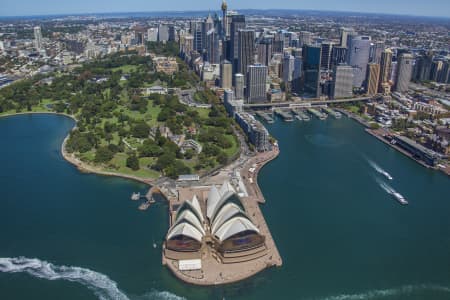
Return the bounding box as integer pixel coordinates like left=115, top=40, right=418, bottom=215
left=1, top=0, right=450, bottom=18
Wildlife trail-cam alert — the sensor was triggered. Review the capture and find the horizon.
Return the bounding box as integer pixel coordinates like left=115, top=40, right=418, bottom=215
left=1, top=0, right=450, bottom=19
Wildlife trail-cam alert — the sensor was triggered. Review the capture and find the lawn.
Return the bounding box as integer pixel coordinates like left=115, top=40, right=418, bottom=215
left=111, top=65, right=138, bottom=73
left=108, top=153, right=160, bottom=179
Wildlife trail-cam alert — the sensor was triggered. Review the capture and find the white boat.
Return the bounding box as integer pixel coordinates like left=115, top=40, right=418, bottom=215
left=381, top=170, right=393, bottom=180
left=392, top=192, right=408, bottom=205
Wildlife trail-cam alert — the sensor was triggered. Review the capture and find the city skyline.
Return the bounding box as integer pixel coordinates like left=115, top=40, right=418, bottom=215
left=1, top=0, right=450, bottom=18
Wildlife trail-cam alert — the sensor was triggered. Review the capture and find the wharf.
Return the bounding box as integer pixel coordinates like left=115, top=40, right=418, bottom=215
left=274, top=109, right=294, bottom=122
left=307, top=108, right=327, bottom=120
left=256, top=111, right=275, bottom=124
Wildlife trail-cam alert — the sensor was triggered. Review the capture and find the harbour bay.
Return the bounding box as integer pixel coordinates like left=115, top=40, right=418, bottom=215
left=1, top=114, right=450, bottom=300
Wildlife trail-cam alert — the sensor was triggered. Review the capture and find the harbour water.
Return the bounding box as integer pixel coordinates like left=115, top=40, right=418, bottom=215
left=1, top=114, right=450, bottom=300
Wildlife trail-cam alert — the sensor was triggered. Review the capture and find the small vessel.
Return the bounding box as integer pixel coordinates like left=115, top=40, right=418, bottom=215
left=295, top=115, right=302, bottom=121
left=153, top=243, right=157, bottom=249
left=381, top=170, right=393, bottom=180
left=392, top=192, right=408, bottom=205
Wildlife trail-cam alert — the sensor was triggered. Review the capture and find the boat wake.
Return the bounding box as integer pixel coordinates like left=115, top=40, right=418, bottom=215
left=368, top=160, right=393, bottom=180
left=314, top=284, right=450, bottom=300
left=0, top=257, right=185, bottom=300
left=376, top=178, right=408, bottom=205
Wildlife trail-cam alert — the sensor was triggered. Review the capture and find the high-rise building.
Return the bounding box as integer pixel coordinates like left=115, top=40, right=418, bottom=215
left=339, top=27, right=355, bottom=48
left=292, top=56, right=303, bottom=94
left=221, top=1, right=228, bottom=38
left=191, top=22, right=203, bottom=52
left=234, top=73, right=245, bottom=100
left=246, top=64, right=268, bottom=103
left=430, top=60, right=443, bottom=82
left=370, top=41, right=385, bottom=63
left=331, top=46, right=347, bottom=67
left=34, top=26, right=43, bottom=50
left=237, top=29, right=255, bottom=75
left=332, top=64, right=354, bottom=99
left=221, top=60, right=233, bottom=89
left=366, top=63, right=380, bottom=96
left=378, top=48, right=393, bottom=93
left=283, top=53, right=295, bottom=84
left=438, top=60, right=450, bottom=84
left=320, top=41, right=334, bottom=70
left=302, top=45, right=322, bottom=98
left=147, top=28, right=158, bottom=42
left=158, top=24, right=170, bottom=42
left=168, top=25, right=177, bottom=42
left=202, top=15, right=214, bottom=49
left=413, top=51, right=433, bottom=82
left=348, top=36, right=371, bottom=87
left=299, top=31, right=312, bottom=47
left=394, top=53, right=414, bottom=93
left=256, top=38, right=272, bottom=66
left=230, top=14, right=246, bottom=74
left=205, top=29, right=220, bottom=64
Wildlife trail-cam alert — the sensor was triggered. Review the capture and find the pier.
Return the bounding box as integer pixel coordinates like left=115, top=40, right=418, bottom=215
left=307, top=108, right=327, bottom=120
left=274, top=109, right=294, bottom=122
left=322, top=107, right=342, bottom=119
left=256, top=111, right=275, bottom=124
left=292, top=109, right=311, bottom=121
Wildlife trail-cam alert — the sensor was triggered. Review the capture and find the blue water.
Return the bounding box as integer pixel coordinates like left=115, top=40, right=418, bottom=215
left=1, top=114, right=450, bottom=300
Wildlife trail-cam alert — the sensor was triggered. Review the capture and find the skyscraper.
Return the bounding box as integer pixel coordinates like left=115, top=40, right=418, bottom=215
left=299, top=31, right=312, bottom=47
left=230, top=14, right=246, bottom=74
left=256, top=38, right=272, bottom=66
left=147, top=28, right=158, bottom=42
left=246, top=64, right=268, bottom=103
left=302, top=45, right=322, bottom=98
left=34, top=26, right=43, bottom=50
left=237, top=29, right=255, bottom=75
left=339, top=27, right=355, bottom=48
left=205, top=29, right=220, bottom=64
left=292, top=56, right=303, bottom=94
left=221, top=1, right=228, bottom=38
left=191, top=22, right=203, bottom=52
left=332, top=65, right=354, bottom=99
left=348, top=36, right=371, bottom=88
left=234, top=73, right=245, bottom=100
left=283, top=53, right=295, bottom=84
left=370, top=41, right=385, bottom=64
left=331, top=46, right=347, bottom=68
left=320, top=41, right=334, bottom=70
left=366, top=63, right=380, bottom=96
left=394, top=53, right=414, bottom=93
left=378, top=48, right=393, bottom=93
left=221, top=60, right=232, bottom=89
left=158, top=24, right=169, bottom=42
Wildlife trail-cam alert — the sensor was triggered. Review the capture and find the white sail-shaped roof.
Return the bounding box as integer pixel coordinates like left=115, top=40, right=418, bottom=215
left=190, top=195, right=204, bottom=223
left=206, top=184, right=221, bottom=219
left=207, top=182, right=237, bottom=220
left=214, top=216, right=260, bottom=242
left=167, top=222, right=204, bottom=242
left=211, top=203, right=244, bottom=235
left=175, top=210, right=205, bottom=235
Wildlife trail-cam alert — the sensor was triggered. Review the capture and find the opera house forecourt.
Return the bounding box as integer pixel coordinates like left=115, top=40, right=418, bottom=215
left=162, top=181, right=280, bottom=285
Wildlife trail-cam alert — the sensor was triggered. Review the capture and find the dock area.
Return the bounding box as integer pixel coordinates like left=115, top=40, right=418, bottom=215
left=274, top=109, right=294, bottom=122
left=307, top=108, right=327, bottom=120
left=322, top=107, right=342, bottom=119
left=256, top=111, right=275, bottom=124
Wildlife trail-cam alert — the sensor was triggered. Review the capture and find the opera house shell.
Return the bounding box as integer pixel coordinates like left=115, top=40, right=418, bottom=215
left=165, top=182, right=267, bottom=263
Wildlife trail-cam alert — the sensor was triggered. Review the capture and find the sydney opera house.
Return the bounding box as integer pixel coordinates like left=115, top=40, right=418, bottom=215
left=164, top=182, right=267, bottom=264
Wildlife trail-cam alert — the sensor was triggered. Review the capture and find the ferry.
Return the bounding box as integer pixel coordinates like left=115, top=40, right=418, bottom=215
left=392, top=192, right=408, bottom=205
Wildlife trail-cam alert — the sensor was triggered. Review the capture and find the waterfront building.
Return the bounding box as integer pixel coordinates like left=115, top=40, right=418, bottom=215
left=320, top=41, right=334, bottom=70
left=394, top=53, right=414, bottom=93
left=234, top=73, right=245, bottom=100
left=34, top=26, right=43, bottom=50
left=378, top=48, right=393, bottom=93
left=348, top=36, right=371, bottom=88
left=221, top=60, right=233, bottom=90
left=165, top=182, right=266, bottom=263
left=332, top=64, right=353, bottom=99
left=366, top=63, right=380, bottom=96
left=302, top=45, right=322, bottom=98
left=238, top=29, right=255, bottom=75
left=246, top=64, right=268, bottom=103
left=235, top=112, right=271, bottom=152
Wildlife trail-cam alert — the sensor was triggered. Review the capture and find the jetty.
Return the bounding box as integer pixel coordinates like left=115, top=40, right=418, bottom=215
left=322, top=107, right=342, bottom=119
left=256, top=111, right=275, bottom=124
left=274, top=109, right=294, bottom=122
left=307, top=108, right=327, bottom=120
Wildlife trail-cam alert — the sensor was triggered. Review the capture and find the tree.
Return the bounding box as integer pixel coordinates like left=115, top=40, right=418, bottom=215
left=126, top=155, right=140, bottom=171
left=131, top=121, right=150, bottom=138
left=94, top=146, right=114, bottom=163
